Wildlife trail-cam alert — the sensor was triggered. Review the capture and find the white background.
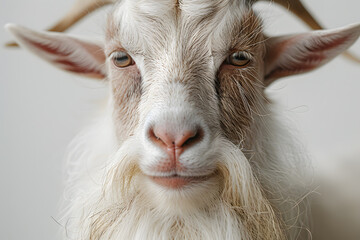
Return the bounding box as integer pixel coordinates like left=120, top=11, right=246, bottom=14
left=1, top=0, right=359, bottom=239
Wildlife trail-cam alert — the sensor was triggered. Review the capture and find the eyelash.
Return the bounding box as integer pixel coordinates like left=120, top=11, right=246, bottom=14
left=225, top=51, right=252, bottom=67
left=110, top=51, right=134, bottom=68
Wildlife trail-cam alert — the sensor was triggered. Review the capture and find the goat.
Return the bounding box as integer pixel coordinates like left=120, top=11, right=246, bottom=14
left=5, top=0, right=360, bottom=239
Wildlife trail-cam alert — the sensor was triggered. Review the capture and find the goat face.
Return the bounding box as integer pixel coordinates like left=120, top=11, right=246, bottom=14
left=103, top=0, right=359, bottom=203
left=106, top=1, right=265, bottom=197
left=6, top=0, right=360, bottom=238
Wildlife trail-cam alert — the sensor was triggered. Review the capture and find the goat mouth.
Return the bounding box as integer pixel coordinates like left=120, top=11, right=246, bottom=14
left=149, top=174, right=211, bottom=189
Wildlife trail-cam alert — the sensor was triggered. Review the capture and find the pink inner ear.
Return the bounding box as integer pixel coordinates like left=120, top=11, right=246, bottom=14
left=24, top=36, right=72, bottom=57
left=265, top=52, right=325, bottom=80
left=73, top=39, right=106, bottom=65
left=54, top=59, right=104, bottom=78
left=265, top=35, right=350, bottom=82
left=307, top=36, right=349, bottom=52
left=22, top=35, right=106, bottom=78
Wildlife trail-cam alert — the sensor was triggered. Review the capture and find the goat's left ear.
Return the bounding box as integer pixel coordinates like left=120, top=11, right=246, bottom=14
left=5, top=24, right=106, bottom=79
left=264, top=24, right=360, bottom=86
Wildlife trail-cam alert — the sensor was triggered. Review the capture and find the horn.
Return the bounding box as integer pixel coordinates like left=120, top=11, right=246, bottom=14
left=271, top=0, right=322, bottom=30
left=5, top=0, right=115, bottom=47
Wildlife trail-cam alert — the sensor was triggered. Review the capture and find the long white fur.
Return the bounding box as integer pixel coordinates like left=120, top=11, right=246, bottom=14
left=56, top=96, right=313, bottom=239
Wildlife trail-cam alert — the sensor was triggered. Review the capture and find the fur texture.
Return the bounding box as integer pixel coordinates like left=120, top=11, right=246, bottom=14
left=59, top=2, right=310, bottom=239
left=6, top=0, right=360, bottom=239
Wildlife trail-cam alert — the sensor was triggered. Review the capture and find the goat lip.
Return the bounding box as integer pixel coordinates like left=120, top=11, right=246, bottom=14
left=149, top=174, right=210, bottom=189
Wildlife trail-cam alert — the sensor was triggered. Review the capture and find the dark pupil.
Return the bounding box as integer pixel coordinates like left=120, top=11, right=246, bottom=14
left=115, top=55, right=128, bottom=62
left=233, top=53, right=247, bottom=61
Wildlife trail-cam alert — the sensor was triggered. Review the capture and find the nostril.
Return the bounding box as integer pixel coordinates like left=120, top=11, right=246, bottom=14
left=148, top=128, right=168, bottom=149
left=177, top=127, right=204, bottom=149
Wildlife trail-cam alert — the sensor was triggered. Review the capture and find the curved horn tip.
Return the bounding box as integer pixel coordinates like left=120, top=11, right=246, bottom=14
left=4, top=24, right=21, bottom=48
left=5, top=42, right=19, bottom=47
left=343, top=51, right=360, bottom=64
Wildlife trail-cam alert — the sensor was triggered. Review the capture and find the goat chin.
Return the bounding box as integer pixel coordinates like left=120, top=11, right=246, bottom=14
left=59, top=104, right=312, bottom=240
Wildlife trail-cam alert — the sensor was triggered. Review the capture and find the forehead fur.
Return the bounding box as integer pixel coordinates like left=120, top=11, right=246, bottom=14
left=106, top=0, right=262, bottom=62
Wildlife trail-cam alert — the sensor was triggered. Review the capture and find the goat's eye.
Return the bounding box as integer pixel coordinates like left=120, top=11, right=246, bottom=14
left=227, top=51, right=251, bottom=67
left=111, top=51, right=134, bottom=68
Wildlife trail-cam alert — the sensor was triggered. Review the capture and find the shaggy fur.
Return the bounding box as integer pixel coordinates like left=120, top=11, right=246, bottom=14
left=62, top=116, right=308, bottom=240
left=6, top=0, right=360, bottom=239
left=58, top=3, right=310, bottom=239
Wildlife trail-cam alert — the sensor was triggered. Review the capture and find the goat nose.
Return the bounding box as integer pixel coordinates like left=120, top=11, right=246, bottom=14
left=149, top=126, right=203, bottom=157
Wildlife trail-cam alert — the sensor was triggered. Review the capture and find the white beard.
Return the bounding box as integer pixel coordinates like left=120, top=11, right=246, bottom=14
left=60, top=110, right=311, bottom=240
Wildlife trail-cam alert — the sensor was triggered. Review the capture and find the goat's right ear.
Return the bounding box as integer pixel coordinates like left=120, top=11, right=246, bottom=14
left=5, top=24, right=106, bottom=79
left=264, top=24, right=360, bottom=86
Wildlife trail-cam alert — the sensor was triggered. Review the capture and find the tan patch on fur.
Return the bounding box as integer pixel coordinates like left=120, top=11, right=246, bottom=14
left=105, top=11, right=144, bottom=142
left=218, top=162, right=286, bottom=240
left=89, top=156, right=141, bottom=239
left=110, top=66, right=142, bottom=141
left=217, top=12, right=267, bottom=145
